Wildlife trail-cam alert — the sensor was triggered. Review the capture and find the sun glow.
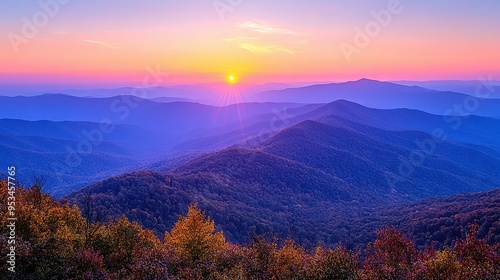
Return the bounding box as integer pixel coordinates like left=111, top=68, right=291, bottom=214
left=227, top=75, right=237, bottom=84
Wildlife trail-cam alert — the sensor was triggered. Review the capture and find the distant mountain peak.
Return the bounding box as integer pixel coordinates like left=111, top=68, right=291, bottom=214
left=355, top=78, right=380, bottom=83
left=42, top=92, right=68, bottom=96
left=348, top=78, right=397, bottom=86
left=331, top=99, right=362, bottom=106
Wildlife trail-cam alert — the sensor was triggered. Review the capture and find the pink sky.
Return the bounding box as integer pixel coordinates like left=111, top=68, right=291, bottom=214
left=1, top=0, right=499, bottom=86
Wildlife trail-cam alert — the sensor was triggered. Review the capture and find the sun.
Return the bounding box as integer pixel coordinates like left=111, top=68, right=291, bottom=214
left=227, top=75, right=237, bottom=84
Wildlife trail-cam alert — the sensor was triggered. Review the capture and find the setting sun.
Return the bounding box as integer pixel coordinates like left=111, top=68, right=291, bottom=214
left=227, top=75, right=237, bottom=84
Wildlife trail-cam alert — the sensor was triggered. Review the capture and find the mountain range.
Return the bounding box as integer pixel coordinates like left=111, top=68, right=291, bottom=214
left=257, top=79, right=500, bottom=118
left=395, top=80, right=500, bottom=98
left=2, top=79, right=499, bottom=248
left=66, top=98, right=500, bottom=247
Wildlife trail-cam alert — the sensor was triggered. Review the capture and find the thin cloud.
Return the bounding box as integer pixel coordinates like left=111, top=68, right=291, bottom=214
left=224, top=36, right=260, bottom=42
left=84, top=39, right=121, bottom=49
left=240, top=43, right=294, bottom=54
left=225, top=37, right=294, bottom=54
left=237, top=21, right=297, bottom=35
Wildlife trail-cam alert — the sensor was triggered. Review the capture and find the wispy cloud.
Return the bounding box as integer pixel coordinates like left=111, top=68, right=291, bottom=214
left=226, top=36, right=260, bottom=41
left=237, top=21, right=297, bottom=35
left=84, top=39, right=121, bottom=49
left=225, top=37, right=294, bottom=54
left=240, top=44, right=294, bottom=54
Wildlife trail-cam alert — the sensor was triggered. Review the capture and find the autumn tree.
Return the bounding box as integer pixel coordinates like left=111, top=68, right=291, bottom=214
left=3, top=181, right=499, bottom=280
left=271, top=239, right=307, bottom=279
left=0, top=181, right=89, bottom=278
left=455, top=224, right=500, bottom=279
left=309, top=244, right=361, bottom=280
left=363, top=227, right=417, bottom=280
left=208, top=243, right=246, bottom=279
left=241, top=234, right=277, bottom=279
left=96, top=215, right=161, bottom=277
left=165, top=204, right=226, bottom=265
left=80, top=192, right=104, bottom=248
left=418, top=248, right=462, bottom=280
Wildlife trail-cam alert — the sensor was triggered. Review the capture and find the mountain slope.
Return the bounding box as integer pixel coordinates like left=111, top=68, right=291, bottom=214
left=68, top=168, right=500, bottom=249
left=259, top=120, right=500, bottom=197
left=395, top=80, right=500, bottom=99
left=69, top=116, right=500, bottom=247
left=0, top=133, right=138, bottom=196
left=0, top=118, right=160, bottom=148
left=295, top=100, right=500, bottom=150
left=69, top=149, right=356, bottom=245
left=348, top=189, right=500, bottom=249
left=258, top=79, right=500, bottom=118
left=0, top=94, right=306, bottom=133
left=0, top=119, right=171, bottom=196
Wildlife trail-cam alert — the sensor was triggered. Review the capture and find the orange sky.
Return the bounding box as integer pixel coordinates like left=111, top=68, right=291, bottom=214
left=1, top=1, right=499, bottom=86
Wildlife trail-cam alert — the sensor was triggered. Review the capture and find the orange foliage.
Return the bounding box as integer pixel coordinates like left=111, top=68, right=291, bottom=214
left=1, top=182, right=499, bottom=279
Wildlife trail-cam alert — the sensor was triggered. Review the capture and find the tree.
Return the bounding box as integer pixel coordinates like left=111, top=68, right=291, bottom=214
left=455, top=224, right=500, bottom=279
left=165, top=204, right=226, bottom=264
left=0, top=181, right=87, bottom=278
left=419, top=248, right=462, bottom=280
left=241, top=234, right=277, bottom=279
left=271, top=239, right=307, bottom=279
left=80, top=192, right=104, bottom=247
left=309, top=244, right=361, bottom=280
left=364, top=227, right=416, bottom=280
left=97, top=215, right=161, bottom=277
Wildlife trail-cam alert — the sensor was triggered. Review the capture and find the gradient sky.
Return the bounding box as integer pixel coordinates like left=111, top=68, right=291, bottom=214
left=1, top=0, right=499, bottom=86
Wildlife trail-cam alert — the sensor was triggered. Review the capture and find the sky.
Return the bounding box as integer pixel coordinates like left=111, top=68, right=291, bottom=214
left=1, top=0, right=499, bottom=87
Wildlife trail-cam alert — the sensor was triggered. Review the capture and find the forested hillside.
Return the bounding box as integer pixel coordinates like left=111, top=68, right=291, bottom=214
left=68, top=166, right=500, bottom=251
left=2, top=181, right=499, bottom=279
left=67, top=112, right=500, bottom=249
